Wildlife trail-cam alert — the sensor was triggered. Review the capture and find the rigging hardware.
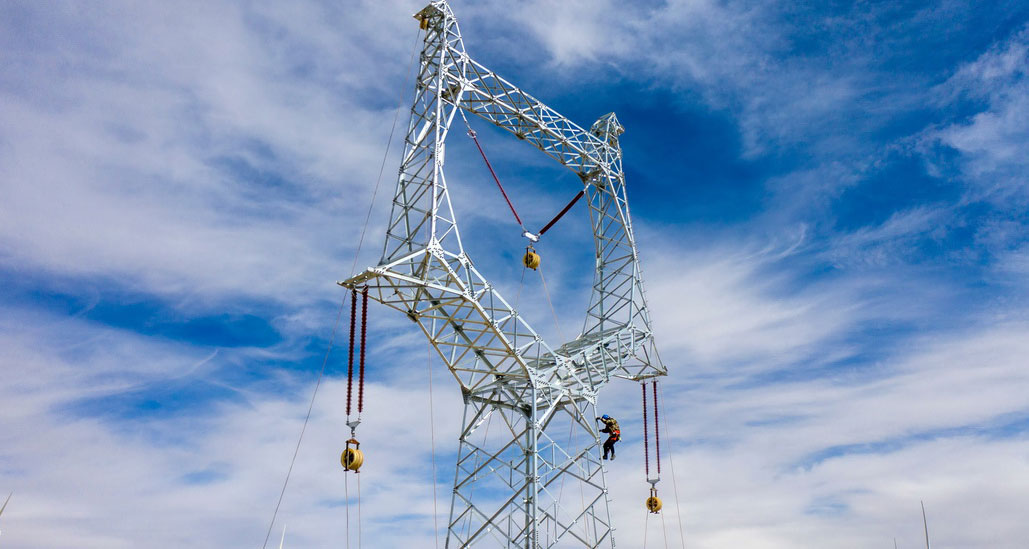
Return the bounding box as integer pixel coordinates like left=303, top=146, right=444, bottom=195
left=342, top=288, right=370, bottom=473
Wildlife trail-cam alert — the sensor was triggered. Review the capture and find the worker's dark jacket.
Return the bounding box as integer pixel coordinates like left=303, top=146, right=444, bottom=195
left=599, top=418, right=620, bottom=440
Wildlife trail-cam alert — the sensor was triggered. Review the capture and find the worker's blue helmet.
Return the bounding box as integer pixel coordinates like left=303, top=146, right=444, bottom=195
left=602, top=414, right=610, bottom=420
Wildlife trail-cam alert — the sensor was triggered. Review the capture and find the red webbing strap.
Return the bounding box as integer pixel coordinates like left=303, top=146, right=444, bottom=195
left=537, top=189, right=585, bottom=237
left=346, top=288, right=357, bottom=417
left=653, top=381, right=661, bottom=475
left=642, top=383, right=650, bottom=477
left=467, top=129, right=524, bottom=228
left=358, top=288, right=368, bottom=414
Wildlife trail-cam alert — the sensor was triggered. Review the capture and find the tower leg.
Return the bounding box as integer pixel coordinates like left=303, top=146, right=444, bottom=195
left=445, top=391, right=615, bottom=548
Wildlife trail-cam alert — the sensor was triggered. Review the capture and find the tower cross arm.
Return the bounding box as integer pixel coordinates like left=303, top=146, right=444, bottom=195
left=452, top=54, right=615, bottom=178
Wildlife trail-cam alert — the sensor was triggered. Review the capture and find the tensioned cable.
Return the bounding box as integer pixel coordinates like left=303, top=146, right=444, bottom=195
left=262, top=292, right=349, bottom=549
left=668, top=454, right=688, bottom=549
left=659, top=383, right=687, bottom=548
left=357, top=472, right=363, bottom=549
left=260, top=27, right=424, bottom=549
left=644, top=507, right=651, bottom=548
left=535, top=265, right=564, bottom=343
left=427, top=345, right=441, bottom=549
left=661, top=510, right=670, bottom=549
left=344, top=473, right=351, bottom=549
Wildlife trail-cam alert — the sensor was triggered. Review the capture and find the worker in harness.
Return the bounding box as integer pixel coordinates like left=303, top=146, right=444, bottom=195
left=596, top=414, right=621, bottom=460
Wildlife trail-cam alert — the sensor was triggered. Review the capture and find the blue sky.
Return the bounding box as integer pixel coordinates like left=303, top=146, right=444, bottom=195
left=2, top=0, right=1028, bottom=547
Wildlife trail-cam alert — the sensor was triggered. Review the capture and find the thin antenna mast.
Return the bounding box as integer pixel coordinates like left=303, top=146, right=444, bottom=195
left=921, top=500, right=930, bottom=549
left=0, top=492, right=11, bottom=537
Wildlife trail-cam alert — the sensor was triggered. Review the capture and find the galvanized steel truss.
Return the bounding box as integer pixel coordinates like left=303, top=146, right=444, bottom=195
left=339, top=2, right=666, bottom=547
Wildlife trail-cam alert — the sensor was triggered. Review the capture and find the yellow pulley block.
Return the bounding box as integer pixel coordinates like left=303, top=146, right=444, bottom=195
left=341, top=438, right=364, bottom=472
left=646, top=485, right=662, bottom=513
left=523, top=248, right=541, bottom=270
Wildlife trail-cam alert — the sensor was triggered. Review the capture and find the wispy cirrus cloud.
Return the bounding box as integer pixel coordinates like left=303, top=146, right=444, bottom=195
left=3, top=1, right=1029, bottom=548
left=923, top=24, right=1029, bottom=204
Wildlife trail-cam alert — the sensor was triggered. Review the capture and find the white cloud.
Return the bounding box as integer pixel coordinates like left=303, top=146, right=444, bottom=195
left=3, top=2, right=1029, bottom=548
left=0, top=1, right=422, bottom=308
left=925, top=25, right=1029, bottom=203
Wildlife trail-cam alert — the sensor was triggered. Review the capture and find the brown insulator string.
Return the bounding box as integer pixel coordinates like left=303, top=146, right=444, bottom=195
left=653, top=381, right=661, bottom=475
left=642, top=383, right=650, bottom=478
left=358, top=287, right=368, bottom=415
left=346, top=288, right=357, bottom=418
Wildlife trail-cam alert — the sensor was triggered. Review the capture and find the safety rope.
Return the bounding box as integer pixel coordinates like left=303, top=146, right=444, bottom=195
left=642, top=383, right=650, bottom=478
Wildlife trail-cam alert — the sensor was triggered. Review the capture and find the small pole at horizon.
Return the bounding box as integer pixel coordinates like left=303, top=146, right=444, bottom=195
left=921, top=500, right=931, bottom=549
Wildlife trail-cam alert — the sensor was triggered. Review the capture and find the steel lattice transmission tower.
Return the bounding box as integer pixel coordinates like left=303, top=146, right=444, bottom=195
left=339, top=2, right=666, bottom=547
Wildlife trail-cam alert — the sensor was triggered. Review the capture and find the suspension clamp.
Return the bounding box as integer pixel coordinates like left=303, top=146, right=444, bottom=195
left=347, top=419, right=362, bottom=438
